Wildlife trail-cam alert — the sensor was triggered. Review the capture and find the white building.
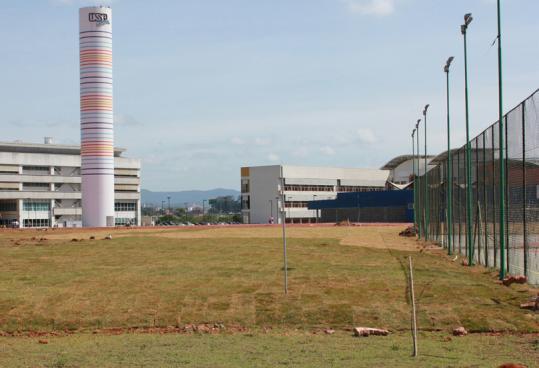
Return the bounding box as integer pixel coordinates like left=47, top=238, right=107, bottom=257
left=240, top=165, right=389, bottom=224
left=0, top=140, right=141, bottom=228
left=381, top=155, right=437, bottom=188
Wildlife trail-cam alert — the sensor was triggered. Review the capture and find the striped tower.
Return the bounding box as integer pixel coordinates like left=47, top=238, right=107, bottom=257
left=79, top=7, right=115, bottom=227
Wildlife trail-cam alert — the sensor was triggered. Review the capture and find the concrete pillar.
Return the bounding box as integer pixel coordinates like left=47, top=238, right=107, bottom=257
left=17, top=199, right=23, bottom=228
left=136, top=199, right=141, bottom=226
left=50, top=199, right=56, bottom=228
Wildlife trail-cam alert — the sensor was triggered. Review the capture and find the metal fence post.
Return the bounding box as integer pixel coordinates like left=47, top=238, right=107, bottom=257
left=522, top=102, right=528, bottom=277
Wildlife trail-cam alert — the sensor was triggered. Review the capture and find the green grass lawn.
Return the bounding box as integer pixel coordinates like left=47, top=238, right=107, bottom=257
left=1, top=331, right=537, bottom=368
left=0, top=226, right=537, bottom=366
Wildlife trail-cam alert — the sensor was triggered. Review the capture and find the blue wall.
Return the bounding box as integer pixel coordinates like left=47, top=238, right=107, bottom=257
left=308, top=190, right=414, bottom=222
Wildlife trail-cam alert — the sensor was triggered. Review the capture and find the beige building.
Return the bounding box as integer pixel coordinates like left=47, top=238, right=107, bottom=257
left=0, top=140, right=141, bottom=227
left=240, top=165, right=389, bottom=224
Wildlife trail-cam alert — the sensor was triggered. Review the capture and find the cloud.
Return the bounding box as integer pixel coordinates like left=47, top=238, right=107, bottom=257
left=343, top=0, right=395, bottom=16
left=320, top=146, right=336, bottom=156
left=51, top=0, right=114, bottom=5
left=115, top=114, right=143, bottom=127
left=230, top=137, right=245, bottom=145
left=268, top=153, right=280, bottom=162
left=292, top=146, right=309, bottom=158
left=254, top=137, right=271, bottom=146
left=357, top=128, right=377, bottom=144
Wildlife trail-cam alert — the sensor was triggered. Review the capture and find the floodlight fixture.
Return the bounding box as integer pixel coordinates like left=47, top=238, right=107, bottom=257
left=461, top=13, right=473, bottom=34
left=423, top=104, right=430, bottom=116
left=444, top=56, right=454, bottom=73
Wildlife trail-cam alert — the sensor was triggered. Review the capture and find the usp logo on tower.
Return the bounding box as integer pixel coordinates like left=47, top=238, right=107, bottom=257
left=88, top=13, right=110, bottom=26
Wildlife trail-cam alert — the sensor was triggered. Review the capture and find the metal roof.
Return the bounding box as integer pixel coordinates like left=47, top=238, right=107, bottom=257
left=0, top=141, right=126, bottom=157
left=380, top=155, right=435, bottom=170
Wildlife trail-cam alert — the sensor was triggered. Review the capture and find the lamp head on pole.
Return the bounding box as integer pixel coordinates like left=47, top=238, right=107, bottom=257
left=412, top=128, right=416, bottom=138
left=444, top=56, right=454, bottom=73
left=423, top=104, right=430, bottom=116
left=416, top=119, right=420, bottom=129
left=461, top=13, right=473, bottom=34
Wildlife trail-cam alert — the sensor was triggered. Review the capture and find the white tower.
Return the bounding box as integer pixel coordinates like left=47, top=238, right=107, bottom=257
left=79, top=6, right=115, bottom=227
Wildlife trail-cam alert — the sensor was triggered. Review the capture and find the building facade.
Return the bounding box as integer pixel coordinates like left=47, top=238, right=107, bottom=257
left=381, top=155, right=436, bottom=189
left=240, top=165, right=389, bottom=224
left=0, top=141, right=141, bottom=228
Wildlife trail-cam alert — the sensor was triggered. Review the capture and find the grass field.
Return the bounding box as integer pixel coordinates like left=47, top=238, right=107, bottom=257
left=0, top=225, right=538, bottom=367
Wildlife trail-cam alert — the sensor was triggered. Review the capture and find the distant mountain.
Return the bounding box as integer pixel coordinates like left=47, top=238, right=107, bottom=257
left=141, top=188, right=240, bottom=207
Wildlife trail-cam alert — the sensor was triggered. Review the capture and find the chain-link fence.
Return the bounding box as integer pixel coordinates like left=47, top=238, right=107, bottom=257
left=414, top=89, right=539, bottom=285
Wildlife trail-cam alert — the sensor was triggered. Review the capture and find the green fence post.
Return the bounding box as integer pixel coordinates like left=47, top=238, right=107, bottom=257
left=497, top=0, right=506, bottom=280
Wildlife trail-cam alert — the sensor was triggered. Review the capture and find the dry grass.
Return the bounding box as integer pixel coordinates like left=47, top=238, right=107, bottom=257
left=0, top=224, right=417, bottom=250
left=0, top=225, right=537, bottom=335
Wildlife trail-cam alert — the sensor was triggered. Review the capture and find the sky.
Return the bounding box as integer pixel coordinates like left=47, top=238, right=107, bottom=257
left=1, top=0, right=538, bottom=191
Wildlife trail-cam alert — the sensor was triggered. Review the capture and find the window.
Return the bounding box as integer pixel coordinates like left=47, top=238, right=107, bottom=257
left=284, top=184, right=334, bottom=192
left=338, top=186, right=384, bottom=193
left=241, top=196, right=250, bottom=210
left=115, top=217, right=134, bottom=225
left=23, top=183, right=50, bottom=191
left=22, top=166, right=50, bottom=175
left=0, top=201, right=17, bottom=212
left=115, top=202, right=136, bottom=211
left=241, top=179, right=250, bottom=193
left=23, top=219, right=50, bottom=228
left=285, top=201, right=309, bottom=208
left=23, top=201, right=50, bottom=211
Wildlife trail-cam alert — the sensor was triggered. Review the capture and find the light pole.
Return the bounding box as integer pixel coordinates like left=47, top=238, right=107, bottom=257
left=412, top=128, right=416, bottom=229
left=423, top=104, right=430, bottom=241
left=416, top=119, right=421, bottom=240
left=462, top=13, right=473, bottom=265
left=444, top=56, right=454, bottom=255
left=279, top=166, right=288, bottom=295
left=161, top=200, right=166, bottom=214
left=269, top=199, right=273, bottom=222
left=313, top=194, right=318, bottom=223
left=167, top=196, right=171, bottom=212
left=496, top=0, right=506, bottom=280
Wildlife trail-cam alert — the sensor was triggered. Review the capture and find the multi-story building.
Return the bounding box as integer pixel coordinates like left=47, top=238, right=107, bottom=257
left=240, top=165, right=389, bottom=224
left=0, top=140, right=141, bottom=228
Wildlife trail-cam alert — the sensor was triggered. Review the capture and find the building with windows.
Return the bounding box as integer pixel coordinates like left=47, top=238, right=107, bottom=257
left=240, top=165, right=389, bottom=224
left=0, top=140, right=141, bottom=228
